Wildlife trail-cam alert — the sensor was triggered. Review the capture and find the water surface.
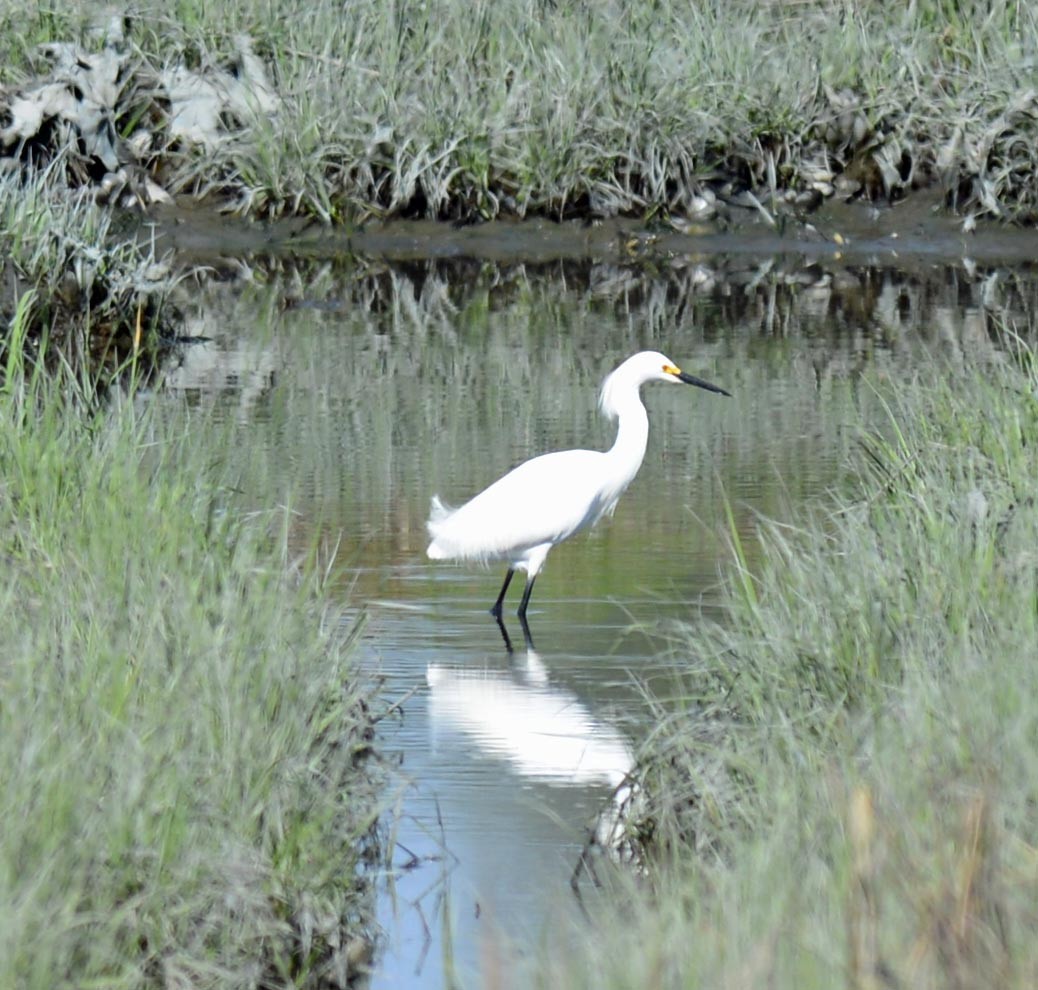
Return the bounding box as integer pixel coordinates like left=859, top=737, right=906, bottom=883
left=161, top=253, right=1031, bottom=987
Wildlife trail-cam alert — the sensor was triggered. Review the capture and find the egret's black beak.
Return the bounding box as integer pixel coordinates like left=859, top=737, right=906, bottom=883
left=677, top=370, right=731, bottom=397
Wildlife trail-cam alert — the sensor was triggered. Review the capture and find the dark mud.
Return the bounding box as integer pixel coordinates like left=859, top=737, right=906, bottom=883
left=152, top=191, right=1038, bottom=272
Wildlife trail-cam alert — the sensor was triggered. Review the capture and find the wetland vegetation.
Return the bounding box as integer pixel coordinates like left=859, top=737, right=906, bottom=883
left=544, top=340, right=1038, bottom=989
left=0, top=307, right=381, bottom=987
left=2, top=0, right=1038, bottom=225
left=155, top=254, right=1038, bottom=988
left=3, top=1, right=1038, bottom=987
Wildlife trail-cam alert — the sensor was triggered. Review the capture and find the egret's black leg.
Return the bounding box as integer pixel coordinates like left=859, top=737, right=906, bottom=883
left=517, top=575, right=537, bottom=619
left=490, top=568, right=516, bottom=619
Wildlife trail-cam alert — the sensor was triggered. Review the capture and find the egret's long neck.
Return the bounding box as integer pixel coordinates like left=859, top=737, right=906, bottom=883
left=605, top=389, right=649, bottom=492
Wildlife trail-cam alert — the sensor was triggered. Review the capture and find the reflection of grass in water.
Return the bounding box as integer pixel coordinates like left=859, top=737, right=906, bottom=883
left=193, top=267, right=834, bottom=589
left=530, top=341, right=1038, bottom=987
left=0, top=311, right=379, bottom=987
left=170, top=258, right=1038, bottom=612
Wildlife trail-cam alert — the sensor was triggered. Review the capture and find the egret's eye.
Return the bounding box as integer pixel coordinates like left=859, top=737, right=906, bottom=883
left=662, top=363, right=680, bottom=376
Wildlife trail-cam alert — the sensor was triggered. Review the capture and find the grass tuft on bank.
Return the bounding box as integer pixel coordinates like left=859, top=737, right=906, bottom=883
left=0, top=310, right=378, bottom=989
left=0, top=164, right=177, bottom=377
left=549, top=338, right=1038, bottom=987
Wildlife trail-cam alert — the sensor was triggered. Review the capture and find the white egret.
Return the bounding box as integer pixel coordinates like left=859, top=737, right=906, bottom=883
left=426, top=350, right=730, bottom=620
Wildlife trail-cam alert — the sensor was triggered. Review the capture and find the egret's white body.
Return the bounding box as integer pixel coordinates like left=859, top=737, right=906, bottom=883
left=426, top=350, right=729, bottom=619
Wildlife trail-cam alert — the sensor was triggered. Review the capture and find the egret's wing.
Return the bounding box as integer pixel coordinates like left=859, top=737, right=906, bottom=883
left=426, top=450, right=607, bottom=562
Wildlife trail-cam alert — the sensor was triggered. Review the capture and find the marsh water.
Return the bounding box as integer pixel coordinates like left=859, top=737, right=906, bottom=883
left=159, top=249, right=1035, bottom=987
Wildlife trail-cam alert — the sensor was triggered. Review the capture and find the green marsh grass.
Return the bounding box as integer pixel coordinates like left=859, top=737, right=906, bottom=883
left=0, top=164, right=175, bottom=375
left=0, top=308, right=378, bottom=988
left=9, top=0, right=1038, bottom=221
left=534, top=341, right=1038, bottom=988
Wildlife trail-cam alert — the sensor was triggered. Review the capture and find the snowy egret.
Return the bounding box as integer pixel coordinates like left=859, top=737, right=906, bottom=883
left=426, top=351, right=730, bottom=620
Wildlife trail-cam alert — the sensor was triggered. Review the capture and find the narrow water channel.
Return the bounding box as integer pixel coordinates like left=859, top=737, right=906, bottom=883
left=160, top=253, right=1034, bottom=987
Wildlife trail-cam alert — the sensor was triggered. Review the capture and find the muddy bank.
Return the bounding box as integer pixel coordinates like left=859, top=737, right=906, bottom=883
left=152, top=193, right=1038, bottom=271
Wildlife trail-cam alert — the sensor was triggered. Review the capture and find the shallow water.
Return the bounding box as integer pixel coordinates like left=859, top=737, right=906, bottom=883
left=160, top=252, right=1033, bottom=987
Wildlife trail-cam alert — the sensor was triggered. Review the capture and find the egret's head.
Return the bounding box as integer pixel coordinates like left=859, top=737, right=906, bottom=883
left=659, top=356, right=731, bottom=395
left=599, top=350, right=730, bottom=418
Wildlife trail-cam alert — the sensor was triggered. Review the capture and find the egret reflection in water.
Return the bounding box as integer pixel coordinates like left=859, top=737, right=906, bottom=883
left=426, top=649, right=633, bottom=799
